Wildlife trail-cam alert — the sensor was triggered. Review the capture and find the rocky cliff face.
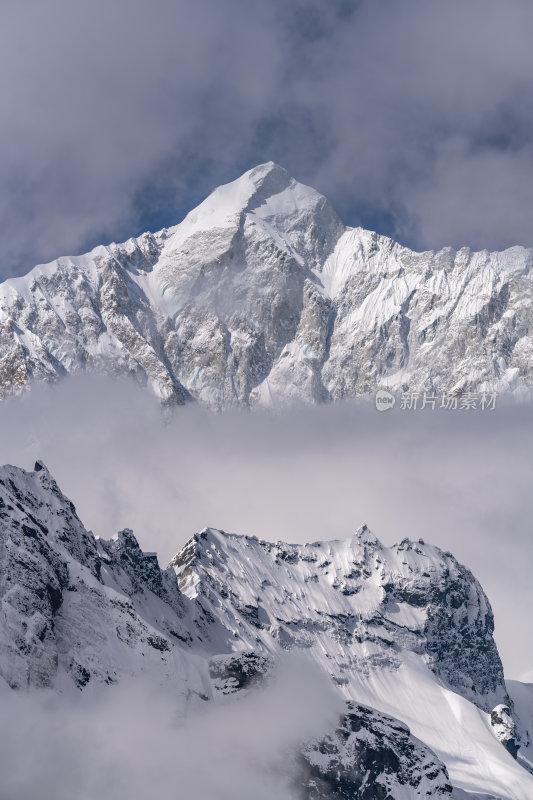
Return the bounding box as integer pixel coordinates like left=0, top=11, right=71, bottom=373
left=297, top=702, right=453, bottom=799
left=1, top=162, right=533, bottom=408
left=0, top=462, right=201, bottom=691
left=0, top=462, right=531, bottom=798
left=171, top=526, right=506, bottom=713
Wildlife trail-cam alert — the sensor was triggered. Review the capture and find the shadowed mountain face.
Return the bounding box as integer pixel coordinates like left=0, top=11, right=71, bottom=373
left=1, top=462, right=533, bottom=798
left=1, top=162, right=533, bottom=409
left=297, top=702, right=453, bottom=799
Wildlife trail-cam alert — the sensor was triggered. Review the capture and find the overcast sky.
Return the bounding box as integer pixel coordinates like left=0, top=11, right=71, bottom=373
left=2, top=0, right=533, bottom=279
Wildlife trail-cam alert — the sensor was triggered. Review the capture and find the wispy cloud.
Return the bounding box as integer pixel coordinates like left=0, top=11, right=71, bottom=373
left=0, top=375, right=532, bottom=677
left=2, top=1, right=533, bottom=278
left=0, top=654, right=341, bottom=800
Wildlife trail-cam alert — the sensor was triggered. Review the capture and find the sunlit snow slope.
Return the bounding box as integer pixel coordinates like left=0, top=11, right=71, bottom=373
left=171, top=526, right=533, bottom=799
left=1, top=163, right=533, bottom=408
left=2, top=462, right=533, bottom=798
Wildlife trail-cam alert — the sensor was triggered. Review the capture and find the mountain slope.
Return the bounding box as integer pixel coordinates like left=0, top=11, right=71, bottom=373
left=170, top=526, right=505, bottom=712
left=298, top=701, right=453, bottom=799
left=0, top=461, right=206, bottom=694
left=1, top=461, right=533, bottom=798
left=1, top=163, right=533, bottom=408
left=170, top=526, right=533, bottom=799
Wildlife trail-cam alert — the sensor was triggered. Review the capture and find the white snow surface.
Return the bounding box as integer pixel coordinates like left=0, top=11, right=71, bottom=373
left=2, top=162, right=533, bottom=408
left=2, top=461, right=533, bottom=798
left=170, top=526, right=533, bottom=799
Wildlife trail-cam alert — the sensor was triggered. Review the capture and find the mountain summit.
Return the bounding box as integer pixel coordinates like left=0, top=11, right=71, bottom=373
left=1, top=462, right=533, bottom=798
left=1, top=164, right=533, bottom=408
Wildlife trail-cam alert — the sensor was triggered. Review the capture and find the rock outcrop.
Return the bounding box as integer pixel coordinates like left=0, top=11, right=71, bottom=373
left=298, top=702, right=453, bottom=798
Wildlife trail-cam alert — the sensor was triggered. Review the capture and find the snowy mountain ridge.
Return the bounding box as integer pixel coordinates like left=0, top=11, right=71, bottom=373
left=1, top=162, right=533, bottom=408
left=1, top=461, right=533, bottom=798
left=172, top=526, right=505, bottom=712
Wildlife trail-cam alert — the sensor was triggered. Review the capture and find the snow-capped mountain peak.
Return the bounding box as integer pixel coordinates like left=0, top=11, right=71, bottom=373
left=2, top=163, right=533, bottom=408
left=169, top=525, right=505, bottom=712
left=2, top=462, right=533, bottom=798
left=166, top=161, right=294, bottom=238
left=151, top=160, right=343, bottom=318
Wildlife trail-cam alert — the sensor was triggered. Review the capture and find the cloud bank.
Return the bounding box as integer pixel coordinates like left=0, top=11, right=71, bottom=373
left=2, top=0, right=533, bottom=278
left=0, top=375, right=532, bottom=678
left=0, top=655, right=341, bottom=800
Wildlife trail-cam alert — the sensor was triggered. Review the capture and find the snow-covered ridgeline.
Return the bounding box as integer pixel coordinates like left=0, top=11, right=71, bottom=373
left=1, top=461, right=533, bottom=797
left=1, top=162, right=533, bottom=408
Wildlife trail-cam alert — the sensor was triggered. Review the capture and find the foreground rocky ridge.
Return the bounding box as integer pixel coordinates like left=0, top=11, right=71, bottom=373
left=0, top=461, right=202, bottom=691
left=1, top=163, right=533, bottom=408
left=0, top=462, right=532, bottom=798
left=298, top=702, right=453, bottom=799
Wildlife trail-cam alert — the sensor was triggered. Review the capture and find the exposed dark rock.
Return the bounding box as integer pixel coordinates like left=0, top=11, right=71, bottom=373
left=208, top=650, right=273, bottom=695
left=297, top=702, right=453, bottom=799
left=491, top=704, right=519, bottom=758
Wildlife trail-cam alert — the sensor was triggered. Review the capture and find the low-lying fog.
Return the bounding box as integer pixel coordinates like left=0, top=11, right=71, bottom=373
left=1, top=375, right=531, bottom=679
